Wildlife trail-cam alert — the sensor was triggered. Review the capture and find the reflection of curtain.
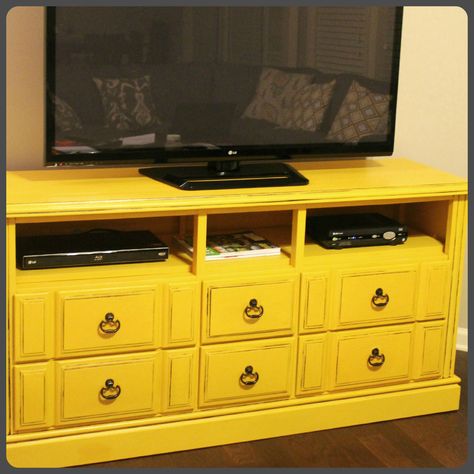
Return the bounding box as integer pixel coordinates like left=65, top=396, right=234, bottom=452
left=303, top=7, right=373, bottom=75
left=84, top=34, right=127, bottom=65
left=79, top=32, right=146, bottom=66
left=180, top=7, right=300, bottom=67
left=215, top=7, right=300, bottom=67
left=217, top=8, right=264, bottom=65
left=147, top=21, right=171, bottom=64
left=303, top=7, right=396, bottom=80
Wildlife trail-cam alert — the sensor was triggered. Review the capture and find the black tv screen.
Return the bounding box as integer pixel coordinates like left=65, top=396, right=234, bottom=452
left=46, top=6, right=402, bottom=171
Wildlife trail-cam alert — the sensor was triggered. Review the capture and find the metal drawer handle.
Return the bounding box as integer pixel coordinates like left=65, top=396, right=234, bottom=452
left=100, top=378, right=121, bottom=400
left=244, top=298, right=264, bottom=320
left=367, top=348, right=385, bottom=367
left=240, top=365, right=259, bottom=386
left=371, top=288, right=389, bottom=308
left=99, top=312, right=121, bottom=334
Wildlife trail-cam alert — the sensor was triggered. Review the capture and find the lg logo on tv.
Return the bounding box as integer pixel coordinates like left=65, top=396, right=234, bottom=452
left=227, top=150, right=238, bottom=156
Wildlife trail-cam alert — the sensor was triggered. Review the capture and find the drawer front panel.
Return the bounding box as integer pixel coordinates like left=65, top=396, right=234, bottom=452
left=163, top=282, right=199, bottom=347
left=420, top=262, right=450, bottom=319
left=162, top=348, right=197, bottom=412
left=296, top=334, right=328, bottom=395
left=57, top=353, right=159, bottom=424
left=13, top=293, right=53, bottom=362
left=13, top=362, right=54, bottom=432
left=200, top=338, right=295, bottom=407
left=59, top=288, right=158, bottom=355
left=414, top=321, right=446, bottom=379
left=300, top=273, right=328, bottom=333
left=332, top=325, right=414, bottom=388
left=204, top=276, right=297, bottom=342
left=335, top=267, right=417, bottom=328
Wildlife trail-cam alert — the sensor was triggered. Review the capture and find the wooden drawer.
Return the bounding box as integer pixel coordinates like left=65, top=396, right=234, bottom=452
left=202, top=275, right=298, bottom=343
left=330, top=325, right=415, bottom=389
left=58, top=286, right=160, bottom=356
left=333, top=266, right=418, bottom=329
left=200, top=338, right=295, bottom=407
left=57, top=352, right=160, bottom=425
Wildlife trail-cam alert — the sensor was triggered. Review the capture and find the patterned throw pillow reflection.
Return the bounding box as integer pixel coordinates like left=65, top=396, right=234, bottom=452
left=242, top=68, right=312, bottom=125
left=327, top=81, right=390, bottom=143
left=93, top=75, right=161, bottom=131
left=280, top=80, right=336, bottom=132
left=53, top=94, right=82, bottom=132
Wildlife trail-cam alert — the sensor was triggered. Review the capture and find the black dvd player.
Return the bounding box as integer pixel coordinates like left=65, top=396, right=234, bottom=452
left=306, top=213, right=408, bottom=249
left=17, top=229, right=169, bottom=269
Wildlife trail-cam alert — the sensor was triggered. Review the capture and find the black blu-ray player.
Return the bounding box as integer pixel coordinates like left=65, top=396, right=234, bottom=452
left=17, top=229, right=169, bottom=269
left=307, top=213, right=408, bottom=249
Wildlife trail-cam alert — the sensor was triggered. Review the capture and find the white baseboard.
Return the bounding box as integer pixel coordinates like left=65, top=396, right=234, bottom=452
left=456, top=327, right=468, bottom=352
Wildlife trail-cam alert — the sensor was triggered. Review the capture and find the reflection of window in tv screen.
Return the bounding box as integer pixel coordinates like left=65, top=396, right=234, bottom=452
left=47, top=6, right=402, bottom=164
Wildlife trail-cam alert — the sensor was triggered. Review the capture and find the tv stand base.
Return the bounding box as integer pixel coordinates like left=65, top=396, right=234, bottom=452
left=6, top=381, right=460, bottom=468
left=139, top=162, right=308, bottom=190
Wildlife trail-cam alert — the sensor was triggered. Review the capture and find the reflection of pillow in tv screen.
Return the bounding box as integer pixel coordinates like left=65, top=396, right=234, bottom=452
left=53, top=94, right=82, bottom=132
left=242, top=68, right=312, bottom=125
left=280, top=80, right=336, bottom=132
left=327, top=80, right=390, bottom=143
left=93, top=75, right=161, bottom=131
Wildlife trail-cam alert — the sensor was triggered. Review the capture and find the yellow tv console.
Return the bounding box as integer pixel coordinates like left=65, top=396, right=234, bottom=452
left=5, top=158, right=467, bottom=467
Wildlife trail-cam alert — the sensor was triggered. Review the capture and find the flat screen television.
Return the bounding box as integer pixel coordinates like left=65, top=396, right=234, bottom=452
left=46, top=6, right=403, bottom=189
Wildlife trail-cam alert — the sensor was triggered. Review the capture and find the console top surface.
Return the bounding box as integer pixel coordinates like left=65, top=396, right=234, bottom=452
left=6, top=158, right=467, bottom=219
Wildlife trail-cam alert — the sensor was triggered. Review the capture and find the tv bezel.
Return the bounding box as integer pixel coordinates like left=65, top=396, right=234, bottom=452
left=44, top=6, right=403, bottom=167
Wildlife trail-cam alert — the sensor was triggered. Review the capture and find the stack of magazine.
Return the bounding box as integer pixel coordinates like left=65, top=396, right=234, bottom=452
left=173, top=230, right=280, bottom=260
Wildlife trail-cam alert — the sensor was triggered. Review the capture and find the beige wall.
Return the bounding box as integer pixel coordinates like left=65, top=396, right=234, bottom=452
left=393, top=7, right=468, bottom=333
left=394, top=7, right=467, bottom=176
left=6, top=6, right=468, bottom=332
left=6, top=7, right=45, bottom=170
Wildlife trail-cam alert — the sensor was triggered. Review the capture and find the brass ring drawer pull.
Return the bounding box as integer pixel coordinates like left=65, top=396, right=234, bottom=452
left=371, top=288, right=390, bottom=307
left=244, top=299, right=264, bottom=319
left=367, top=348, right=385, bottom=367
left=99, top=312, right=121, bottom=334
left=240, top=365, right=259, bottom=386
left=100, top=378, right=121, bottom=400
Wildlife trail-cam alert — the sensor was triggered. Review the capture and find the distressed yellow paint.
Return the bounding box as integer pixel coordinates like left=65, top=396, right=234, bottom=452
left=13, top=362, right=54, bottom=432
left=13, top=293, right=53, bottom=361
left=300, top=272, right=329, bottom=333
left=414, top=321, right=446, bottom=379
left=296, top=334, right=327, bottom=394
left=333, top=265, right=418, bottom=328
left=56, top=352, right=160, bottom=425
left=6, top=158, right=467, bottom=466
left=58, top=287, right=158, bottom=356
left=422, top=262, right=450, bottom=319
left=162, top=348, right=197, bottom=412
left=200, top=338, right=295, bottom=407
left=202, top=274, right=298, bottom=343
left=330, top=324, right=415, bottom=389
left=163, top=282, right=199, bottom=347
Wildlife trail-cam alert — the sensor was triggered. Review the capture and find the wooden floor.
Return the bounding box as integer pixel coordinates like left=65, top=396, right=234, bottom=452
left=88, top=351, right=467, bottom=468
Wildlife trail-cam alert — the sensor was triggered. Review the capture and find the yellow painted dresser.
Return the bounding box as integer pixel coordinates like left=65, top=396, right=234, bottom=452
left=5, top=158, right=467, bottom=467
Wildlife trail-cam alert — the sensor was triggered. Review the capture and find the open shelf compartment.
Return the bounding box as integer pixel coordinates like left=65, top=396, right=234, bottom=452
left=189, top=210, right=294, bottom=275
left=303, top=201, right=450, bottom=266
left=14, top=215, right=193, bottom=283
